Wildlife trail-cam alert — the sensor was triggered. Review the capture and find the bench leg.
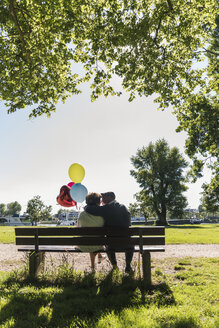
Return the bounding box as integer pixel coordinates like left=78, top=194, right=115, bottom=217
left=29, top=251, right=45, bottom=277
left=142, top=251, right=151, bottom=287
left=137, top=251, right=141, bottom=275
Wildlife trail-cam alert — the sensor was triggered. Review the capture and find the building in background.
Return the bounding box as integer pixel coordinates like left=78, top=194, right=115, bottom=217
left=57, top=210, right=79, bottom=226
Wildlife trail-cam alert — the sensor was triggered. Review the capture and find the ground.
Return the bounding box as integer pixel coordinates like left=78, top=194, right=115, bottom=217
left=0, top=244, right=218, bottom=273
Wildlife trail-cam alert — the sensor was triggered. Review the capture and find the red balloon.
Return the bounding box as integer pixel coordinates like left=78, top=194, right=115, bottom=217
left=56, top=185, right=77, bottom=207
left=57, top=197, right=76, bottom=207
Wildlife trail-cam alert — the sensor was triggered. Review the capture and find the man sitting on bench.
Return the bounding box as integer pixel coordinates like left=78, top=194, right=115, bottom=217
left=85, top=192, right=134, bottom=273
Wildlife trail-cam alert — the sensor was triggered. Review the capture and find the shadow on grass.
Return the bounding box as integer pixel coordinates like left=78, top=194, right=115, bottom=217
left=158, top=317, right=199, bottom=328
left=0, top=269, right=175, bottom=328
left=167, top=225, right=204, bottom=229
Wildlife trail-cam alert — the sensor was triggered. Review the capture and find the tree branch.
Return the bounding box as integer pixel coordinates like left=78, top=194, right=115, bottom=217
left=153, top=17, right=162, bottom=45
left=203, top=47, right=219, bottom=56
left=166, top=0, right=173, bottom=11
left=9, top=0, right=30, bottom=62
left=15, top=4, right=32, bottom=34
left=153, top=3, right=173, bottom=48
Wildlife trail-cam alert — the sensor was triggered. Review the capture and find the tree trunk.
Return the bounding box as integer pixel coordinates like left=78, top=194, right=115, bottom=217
left=155, top=212, right=168, bottom=226
left=143, top=212, right=148, bottom=225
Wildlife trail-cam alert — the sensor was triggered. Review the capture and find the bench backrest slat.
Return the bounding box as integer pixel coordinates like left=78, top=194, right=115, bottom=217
left=15, top=226, right=165, bottom=236
left=15, top=226, right=165, bottom=250
left=16, top=236, right=165, bottom=246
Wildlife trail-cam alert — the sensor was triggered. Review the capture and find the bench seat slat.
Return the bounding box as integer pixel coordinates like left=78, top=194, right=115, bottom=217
left=15, top=226, right=165, bottom=236
left=16, top=236, right=165, bottom=246
left=17, top=245, right=165, bottom=252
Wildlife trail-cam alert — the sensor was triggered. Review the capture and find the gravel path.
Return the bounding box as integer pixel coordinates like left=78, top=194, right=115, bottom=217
left=0, top=244, right=218, bottom=272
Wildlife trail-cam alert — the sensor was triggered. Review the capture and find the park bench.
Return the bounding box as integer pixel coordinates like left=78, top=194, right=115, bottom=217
left=15, top=226, right=165, bottom=286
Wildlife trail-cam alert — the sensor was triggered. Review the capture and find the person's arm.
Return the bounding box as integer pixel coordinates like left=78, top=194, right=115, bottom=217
left=85, top=205, right=105, bottom=216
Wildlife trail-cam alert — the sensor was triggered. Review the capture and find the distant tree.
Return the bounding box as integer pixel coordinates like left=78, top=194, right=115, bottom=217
left=5, top=201, right=21, bottom=216
left=130, top=139, right=188, bottom=225
left=129, top=203, right=140, bottom=218
left=129, top=194, right=153, bottom=221
left=200, top=176, right=219, bottom=214
left=166, top=194, right=188, bottom=220
left=26, top=196, right=52, bottom=225
left=198, top=205, right=204, bottom=213
left=0, top=204, right=6, bottom=216
left=41, top=205, right=53, bottom=221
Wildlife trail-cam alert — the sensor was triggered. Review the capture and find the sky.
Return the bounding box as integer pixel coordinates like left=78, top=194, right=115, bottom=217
left=0, top=81, right=211, bottom=215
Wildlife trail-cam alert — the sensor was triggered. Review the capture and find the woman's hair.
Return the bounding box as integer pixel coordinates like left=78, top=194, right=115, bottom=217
left=86, top=192, right=101, bottom=206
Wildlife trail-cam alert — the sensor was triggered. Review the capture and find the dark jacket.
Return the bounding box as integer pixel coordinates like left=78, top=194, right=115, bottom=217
left=85, top=201, right=131, bottom=228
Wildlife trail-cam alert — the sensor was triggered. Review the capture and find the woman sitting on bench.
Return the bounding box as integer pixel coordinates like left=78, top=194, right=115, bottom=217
left=77, top=192, right=105, bottom=271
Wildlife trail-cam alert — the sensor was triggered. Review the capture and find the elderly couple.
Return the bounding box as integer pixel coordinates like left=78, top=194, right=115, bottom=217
left=77, top=192, right=134, bottom=272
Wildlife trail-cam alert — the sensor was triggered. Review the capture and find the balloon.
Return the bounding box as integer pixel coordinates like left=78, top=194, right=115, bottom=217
left=68, top=163, right=85, bottom=183
left=57, top=185, right=77, bottom=207
left=67, top=182, right=75, bottom=188
left=57, top=196, right=77, bottom=207
left=70, top=183, right=88, bottom=203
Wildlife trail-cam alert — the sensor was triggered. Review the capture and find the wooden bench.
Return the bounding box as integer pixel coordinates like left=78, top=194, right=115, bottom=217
left=15, top=226, right=165, bottom=286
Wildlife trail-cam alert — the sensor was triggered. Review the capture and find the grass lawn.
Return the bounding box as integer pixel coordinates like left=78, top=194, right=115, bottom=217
left=0, top=257, right=218, bottom=328
left=0, top=224, right=219, bottom=244
left=0, top=227, right=15, bottom=243
left=166, top=224, right=219, bottom=244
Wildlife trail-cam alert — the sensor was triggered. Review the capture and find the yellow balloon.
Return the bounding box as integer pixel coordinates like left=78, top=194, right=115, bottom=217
left=68, top=163, right=85, bottom=183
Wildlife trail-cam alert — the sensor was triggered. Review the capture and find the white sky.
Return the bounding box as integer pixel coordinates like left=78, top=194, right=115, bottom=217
left=0, top=82, right=211, bottom=214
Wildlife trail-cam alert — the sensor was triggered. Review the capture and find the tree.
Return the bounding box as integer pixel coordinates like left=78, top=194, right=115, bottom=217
left=26, top=195, right=52, bottom=225
left=5, top=201, right=21, bottom=216
left=130, top=139, right=188, bottom=225
left=0, top=204, right=5, bottom=216
left=0, top=1, right=217, bottom=117
left=41, top=205, right=53, bottom=221
left=129, top=203, right=141, bottom=218
left=129, top=193, right=154, bottom=221
left=1, top=1, right=218, bottom=185
left=200, top=176, right=219, bottom=214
